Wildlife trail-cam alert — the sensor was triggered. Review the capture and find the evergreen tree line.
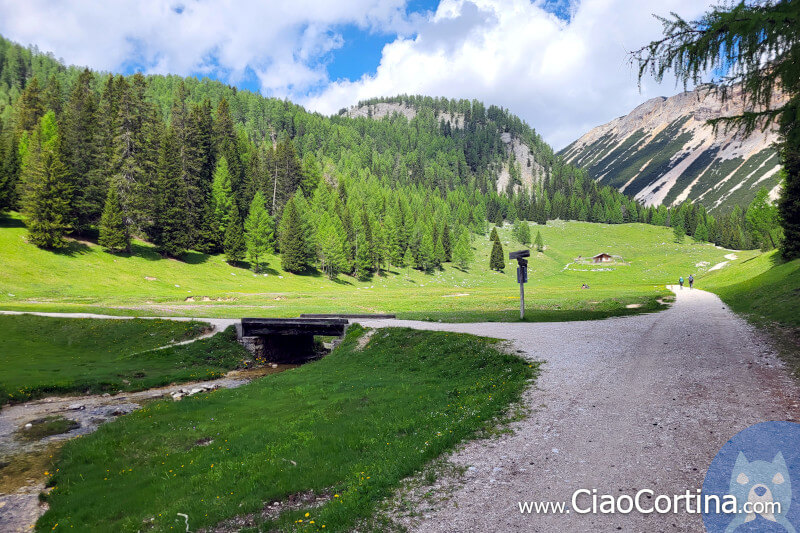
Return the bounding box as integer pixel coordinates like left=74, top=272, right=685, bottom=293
left=0, top=36, right=782, bottom=283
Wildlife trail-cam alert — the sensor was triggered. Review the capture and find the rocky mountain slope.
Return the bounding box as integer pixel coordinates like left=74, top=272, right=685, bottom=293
left=559, top=85, right=784, bottom=212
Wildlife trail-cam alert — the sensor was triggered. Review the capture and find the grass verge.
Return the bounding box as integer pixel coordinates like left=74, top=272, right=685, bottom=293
left=37, top=326, right=538, bottom=532
left=701, top=251, right=800, bottom=377
left=0, top=316, right=249, bottom=405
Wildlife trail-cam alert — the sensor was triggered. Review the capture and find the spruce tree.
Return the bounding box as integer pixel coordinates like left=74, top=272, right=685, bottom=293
left=211, top=156, right=234, bottom=239
left=152, top=128, right=189, bottom=257
left=355, top=232, right=372, bottom=280
left=20, top=113, right=73, bottom=249
left=453, top=232, right=474, bottom=269
left=534, top=230, right=544, bottom=252
left=244, top=191, right=274, bottom=271
left=61, top=69, right=104, bottom=232
left=278, top=197, right=308, bottom=272
left=490, top=238, right=505, bottom=271
left=418, top=231, right=435, bottom=271
left=441, top=223, right=452, bottom=262
left=224, top=204, right=246, bottom=264
left=490, top=226, right=500, bottom=242
left=98, top=186, right=129, bottom=253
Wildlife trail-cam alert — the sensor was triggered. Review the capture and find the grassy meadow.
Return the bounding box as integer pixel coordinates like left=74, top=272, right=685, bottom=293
left=1, top=212, right=733, bottom=321
left=0, top=316, right=249, bottom=405
left=37, top=326, right=536, bottom=532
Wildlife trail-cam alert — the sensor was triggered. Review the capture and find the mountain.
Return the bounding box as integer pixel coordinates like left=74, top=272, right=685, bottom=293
left=341, top=98, right=551, bottom=194
left=558, top=84, right=785, bottom=212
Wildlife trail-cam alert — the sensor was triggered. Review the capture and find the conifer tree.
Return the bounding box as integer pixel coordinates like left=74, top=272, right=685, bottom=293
left=453, top=232, right=473, bottom=269
left=355, top=232, right=372, bottom=280
left=490, top=226, right=500, bottom=242
left=694, top=222, right=709, bottom=243
left=98, top=186, right=129, bottom=253
left=224, top=204, right=246, bottom=264
left=403, top=247, right=414, bottom=274
left=441, top=223, right=453, bottom=262
left=244, top=191, right=274, bottom=271
left=490, top=238, right=505, bottom=271
left=211, top=156, right=234, bottom=239
left=278, top=197, right=309, bottom=272
left=61, top=69, right=104, bottom=232
left=418, top=231, right=435, bottom=271
left=152, top=128, right=189, bottom=257
left=20, top=112, right=73, bottom=249
left=317, top=213, right=348, bottom=279
left=534, top=230, right=544, bottom=252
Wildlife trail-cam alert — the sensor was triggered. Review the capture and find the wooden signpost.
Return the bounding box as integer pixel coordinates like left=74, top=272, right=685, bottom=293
left=509, top=250, right=530, bottom=319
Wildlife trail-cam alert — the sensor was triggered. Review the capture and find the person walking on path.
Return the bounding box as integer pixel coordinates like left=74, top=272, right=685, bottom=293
left=689, top=275, right=694, bottom=289
left=679, top=276, right=684, bottom=289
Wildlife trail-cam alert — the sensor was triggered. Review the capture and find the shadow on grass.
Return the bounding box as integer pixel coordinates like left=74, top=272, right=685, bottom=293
left=181, top=251, right=210, bottom=265
left=0, top=214, right=25, bottom=228
left=52, top=240, right=91, bottom=257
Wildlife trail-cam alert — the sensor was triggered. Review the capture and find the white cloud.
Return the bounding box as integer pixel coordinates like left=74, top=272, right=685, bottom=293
left=303, top=0, right=719, bottom=149
left=0, top=0, right=409, bottom=96
left=0, top=0, right=718, bottom=149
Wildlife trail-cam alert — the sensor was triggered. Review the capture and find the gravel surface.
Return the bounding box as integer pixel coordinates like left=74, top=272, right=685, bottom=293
left=357, top=287, right=800, bottom=532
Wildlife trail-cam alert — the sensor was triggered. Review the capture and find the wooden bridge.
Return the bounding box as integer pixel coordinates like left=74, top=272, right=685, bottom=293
left=237, top=317, right=349, bottom=363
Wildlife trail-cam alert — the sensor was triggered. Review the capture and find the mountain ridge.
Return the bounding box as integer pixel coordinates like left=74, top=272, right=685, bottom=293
left=559, top=84, right=785, bottom=212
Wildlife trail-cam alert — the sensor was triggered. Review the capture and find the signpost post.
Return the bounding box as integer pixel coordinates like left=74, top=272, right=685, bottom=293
left=509, top=250, right=530, bottom=319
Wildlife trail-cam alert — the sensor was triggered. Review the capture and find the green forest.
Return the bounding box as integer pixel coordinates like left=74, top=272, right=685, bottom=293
left=0, top=36, right=781, bottom=280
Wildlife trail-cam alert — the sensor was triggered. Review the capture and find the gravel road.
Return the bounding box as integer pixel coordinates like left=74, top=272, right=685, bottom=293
left=357, top=287, right=800, bottom=531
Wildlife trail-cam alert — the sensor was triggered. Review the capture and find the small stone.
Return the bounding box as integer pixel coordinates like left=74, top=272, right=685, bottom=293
left=24, top=423, right=32, bottom=429
left=68, top=403, right=85, bottom=410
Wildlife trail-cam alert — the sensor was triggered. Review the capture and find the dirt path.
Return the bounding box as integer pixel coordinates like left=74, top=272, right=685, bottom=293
left=357, top=287, right=800, bottom=531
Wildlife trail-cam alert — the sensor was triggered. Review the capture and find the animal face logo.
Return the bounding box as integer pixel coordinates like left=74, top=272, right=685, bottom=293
left=725, top=452, right=796, bottom=533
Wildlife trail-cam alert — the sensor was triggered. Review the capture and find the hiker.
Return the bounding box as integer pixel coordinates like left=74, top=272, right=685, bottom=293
left=679, top=276, right=684, bottom=289
left=689, top=274, right=694, bottom=289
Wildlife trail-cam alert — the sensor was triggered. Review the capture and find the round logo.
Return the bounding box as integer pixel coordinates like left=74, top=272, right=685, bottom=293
left=703, top=421, right=800, bottom=532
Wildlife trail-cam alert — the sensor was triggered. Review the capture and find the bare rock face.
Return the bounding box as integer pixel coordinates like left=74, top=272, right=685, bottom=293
left=559, top=85, right=786, bottom=212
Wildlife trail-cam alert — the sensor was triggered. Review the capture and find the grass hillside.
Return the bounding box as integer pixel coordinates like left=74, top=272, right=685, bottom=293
left=1, top=213, right=732, bottom=321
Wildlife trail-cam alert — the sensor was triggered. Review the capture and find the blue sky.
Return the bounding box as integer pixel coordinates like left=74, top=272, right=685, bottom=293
left=0, top=0, right=716, bottom=148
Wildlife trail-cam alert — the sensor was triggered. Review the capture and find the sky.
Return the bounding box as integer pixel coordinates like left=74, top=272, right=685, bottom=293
left=0, top=0, right=718, bottom=150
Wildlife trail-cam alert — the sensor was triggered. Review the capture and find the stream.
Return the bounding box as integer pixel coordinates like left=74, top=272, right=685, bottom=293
left=0, top=365, right=295, bottom=532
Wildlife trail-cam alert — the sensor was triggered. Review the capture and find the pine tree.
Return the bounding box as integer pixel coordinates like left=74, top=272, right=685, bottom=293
left=19, top=112, right=73, bottom=249
left=418, top=230, right=435, bottom=271
left=152, top=128, right=189, bottom=257
left=278, top=197, right=309, bottom=272
left=441, top=223, right=452, bottom=262
left=317, top=214, right=348, bottom=279
left=244, top=191, right=274, bottom=271
left=98, top=186, right=129, bottom=253
left=453, top=232, right=474, bottom=269
left=673, top=223, right=685, bottom=243
left=403, top=247, right=414, bottom=275
left=355, top=231, right=372, bottom=280
left=534, top=230, right=544, bottom=252
left=61, top=69, right=104, bottom=232
left=490, top=238, right=505, bottom=271
left=490, top=226, right=499, bottom=242
left=211, top=156, right=234, bottom=239
left=694, top=222, right=709, bottom=243
left=433, top=235, right=445, bottom=268
left=224, top=205, right=246, bottom=264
